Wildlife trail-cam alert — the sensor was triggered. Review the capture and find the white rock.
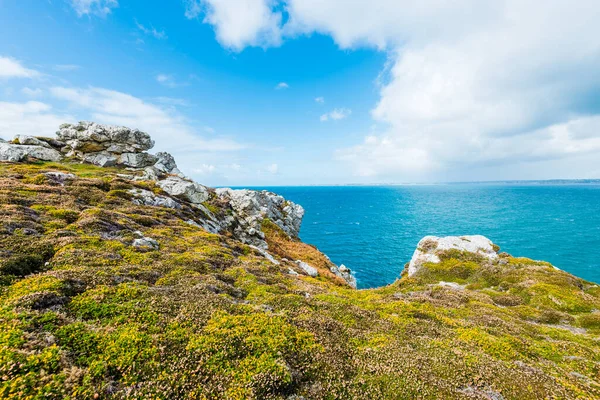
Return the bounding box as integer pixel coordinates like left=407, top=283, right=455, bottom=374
left=117, top=152, right=157, bottom=168
left=153, top=152, right=179, bottom=174
left=83, top=152, right=118, bottom=167
left=13, top=135, right=51, bottom=148
left=128, top=188, right=182, bottom=209
left=136, top=166, right=161, bottom=181
left=250, top=245, right=280, bottom=265
left=44, top=171, right=76, bottom=185
left=132, top=237, right=159, bottom=250
left=295, top=260, right=318, bottom=277
left=330, top=264, right=357, bottom=289
left=157, top=176, right=209, bottom=204
left=0, top=143, right=63, bottom=162
left=57, top=121, right=154, bottom=152
left=407, top=235, right=498, bottom=277
left=215, top=188, right=305, bottom=248
left=436, top=281, right=466, bottom=290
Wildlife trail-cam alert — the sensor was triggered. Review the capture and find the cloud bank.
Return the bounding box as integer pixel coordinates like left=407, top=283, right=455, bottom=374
left=190, top=0, right=600, bottom=180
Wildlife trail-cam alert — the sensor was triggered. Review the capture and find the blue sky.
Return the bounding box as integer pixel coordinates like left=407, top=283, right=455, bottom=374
left=2, top=0, right=600, bottom=185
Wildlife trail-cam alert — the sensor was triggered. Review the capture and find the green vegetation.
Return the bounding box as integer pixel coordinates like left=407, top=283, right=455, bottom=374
left=1, top=160, right=600, bottom=399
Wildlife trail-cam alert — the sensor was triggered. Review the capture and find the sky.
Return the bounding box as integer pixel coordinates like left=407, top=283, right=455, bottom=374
left=1, top=0, right=600, bottom=186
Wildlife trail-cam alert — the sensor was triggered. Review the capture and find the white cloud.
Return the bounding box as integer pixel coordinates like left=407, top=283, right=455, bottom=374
left=0, top=56, right=39, bottom=79
left=21, top=87, right=43, bottom=97
left=0, top=101, right=73, bottom=140
left=275, top=82, right=289, bottom=90
left=187, top=0, right=283, bottom=51
left=203, top=126, right=215, bottom=134
left=48, top=86, right=244, bottom=152
left=193, top=164, right=217, bottom=175
left=195, top=0, right=600, bottom=180
left=53, top=64, right=81, bottom=72
left=320, top=108, right=351, bottom=122
left=184, top=0, right=203, bottom=19
left=315, top=96, right=324, bottom=104
left=266, top=163, right=279, bottom=174
left=70, top=0, right=118, bottom=17
left=156, top=74, right=181, bottom=88
left=135, top=20, right=167, bottom=40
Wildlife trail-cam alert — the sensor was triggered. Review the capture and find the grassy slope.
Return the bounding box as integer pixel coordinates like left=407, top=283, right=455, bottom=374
left=0, top=160, right=599, bottom=399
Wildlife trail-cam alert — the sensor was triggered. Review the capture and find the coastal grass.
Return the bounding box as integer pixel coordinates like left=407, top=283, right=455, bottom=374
left=1, top=160, right=600, bottom=399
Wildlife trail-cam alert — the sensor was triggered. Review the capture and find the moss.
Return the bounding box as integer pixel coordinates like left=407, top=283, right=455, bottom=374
left=418, top=258, right=481, bottom=283
left=2, top=157, right=600, bottom=398
left=22, top=174, right=49, bottom=185
left=577, top=313, right=600, bottom=330
left=0, top=240, right=55, bottom=277
left=187, top=311, right=321, bottom=399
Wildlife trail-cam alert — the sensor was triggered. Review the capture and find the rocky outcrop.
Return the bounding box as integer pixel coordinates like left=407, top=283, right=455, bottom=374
left=57, top=121, right=154, bottom=154
left=1, top=121, right=355, bottom=286
left=331, top=264, right=357, bottom=289
left=0, top=142, right=63, bottom=162
left=215, top=188, right=304, bottom=248
left=158, top=176, right=210, bottom=205
left=407, top=235, right=499, bottom=277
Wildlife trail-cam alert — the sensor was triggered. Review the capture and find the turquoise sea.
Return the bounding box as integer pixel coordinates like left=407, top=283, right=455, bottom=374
left=253, top=183, right=600, bottom=289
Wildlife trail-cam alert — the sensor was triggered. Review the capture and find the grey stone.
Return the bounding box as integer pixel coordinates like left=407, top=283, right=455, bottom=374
left=13, top=135, right=51, bottom=148
left=44, top=171, right=76, bottom=185
left=250, top=245, right=280, bottom=265
left=132, top=237, right=159, bottom=250
left=0, top=143, right=63, bottom=162
left=128, top=188, right=182, bottom=209
left=57, top=121, right=154, bottom=152
left=117, top=152, right=157, bottom=168
left=154, top=152, right=179, bottom=173
left=330, top=264, right=357, bottom=288
left=295, top=260, right=318, bottom=277
left=83, top=152, right=118, bottom=167
left=157, top=176, right=209, bottom=204
left=215, top=188, right=304, bottom=248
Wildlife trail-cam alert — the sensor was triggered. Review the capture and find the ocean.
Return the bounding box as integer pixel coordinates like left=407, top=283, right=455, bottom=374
left=252, top=183, right=600, bottom=289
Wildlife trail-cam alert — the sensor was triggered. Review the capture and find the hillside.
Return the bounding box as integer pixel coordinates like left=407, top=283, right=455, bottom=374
left=1, top=123, right=599, bottom=399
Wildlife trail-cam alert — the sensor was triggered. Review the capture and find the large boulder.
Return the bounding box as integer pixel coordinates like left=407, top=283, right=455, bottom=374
left=0, top=143, right=63, bottom=162
left=154, top=152, right=180, bottom=174
left=157, top=176, right=209, bottom=204
left=117, top=152, right=158, bottom=168
left=407, top=235, right=499, bottom=277
left=82, top=152, right=118, bottom=167
left=57, top=122, right=154, bottom=154
left=13, top=135, right=51, bottom=148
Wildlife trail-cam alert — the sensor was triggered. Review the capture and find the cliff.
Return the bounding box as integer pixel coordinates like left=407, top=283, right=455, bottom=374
left=0, top=123, right=599, bottom=399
